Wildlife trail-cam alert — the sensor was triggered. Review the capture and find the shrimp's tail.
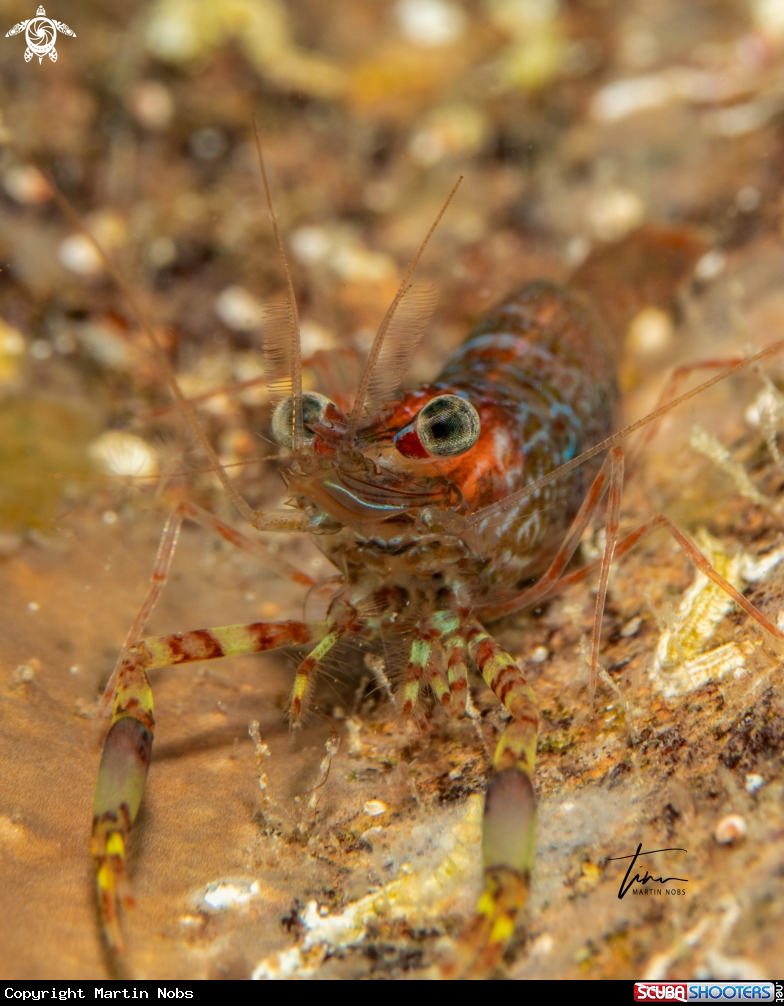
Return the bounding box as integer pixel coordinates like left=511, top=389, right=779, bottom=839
left=571, top=224, right=707, bottom=338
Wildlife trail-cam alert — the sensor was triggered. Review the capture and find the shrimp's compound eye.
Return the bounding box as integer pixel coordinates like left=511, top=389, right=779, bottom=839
left=272, top=392, right=331, bottom=448
left=395, top=394, right=481, bottom=458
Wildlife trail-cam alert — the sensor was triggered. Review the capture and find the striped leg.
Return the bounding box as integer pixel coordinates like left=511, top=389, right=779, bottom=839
left=401, top=612, right=460, bottom=716
left=289, top=628, right=344, bottom=723
left=443, top=620, right=469, bottom=716
left=425, top=652, right=451, bottom=708
left=401, top=625, right=433, bottom=716
left=92, top=619, right=322, bottom=951
left=99, top=503, right=316, bottom=716
left=458, top=623, right=539, bottom=975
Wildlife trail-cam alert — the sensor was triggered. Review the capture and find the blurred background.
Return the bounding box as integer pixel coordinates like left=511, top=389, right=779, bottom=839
left=2, top=0, right=784, bottom=981
left=3, top=0, right=784, bottom=529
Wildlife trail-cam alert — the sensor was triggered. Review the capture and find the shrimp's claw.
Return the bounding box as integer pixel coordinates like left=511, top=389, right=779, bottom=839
left=91, top=824, right=134, bottom=952
left=443, top=769, right=536, bottom=978
left=91, top=713, right=154, bottom=952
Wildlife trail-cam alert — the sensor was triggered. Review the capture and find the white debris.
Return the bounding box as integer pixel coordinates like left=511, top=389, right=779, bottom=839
left=328, top=243, right=395, bottom=283
left=3, top=164, right=52, bottom=205
left=363, top=800, right=388, bottom=817
left=395, top=0, right=466, bottom=47
left=744, top=773, right=764, bottom=793
left=695, top=249, right=726, bottom=281
left=252, top=795, right=483, bottom=979
left=201, top=879, right=260, bottom=911
left=58, top=235, right=103, bottom=276
left=649, top=528, right=784, bottom=698
left=214, top=285, right=265, bottom=331
left=529, top=932, right=554, bottom=958
left=620, top=616, right=643, bottom=638
left=752, top=0, right=784, bottom=41
left=0, top=320, right=25, bottom=358
left=89, top=431, right=159, bottom=479
left=565, top=235, right=590, bottom=267
left=58, top=212, right=127, bottom=276
left=129, top=81, right=174, bottom=130
left=744, top=379, right=784, bottom=464
left=745, top=384, right=784, bottom=428
left=626, top=307, right=673, bottom=356
left=299, top=320, right=334, bottom=355
left=529, top=645, right=549, bottom=663
left=702, top=99, right=783, bottom=138
left=291, top=225, right=395, bottom=283
left=690, top=425, right=769, bottom=506
left=587, top=188, right=645, bottom=242
left=408, top=104, right=486, bottom=166
left=592, top=67, right=759, bottom=124
left=592, top=74, right=672, bottom=122
left=291, top=226, right=330, bottom=264
left=714, top=814, right=747, bottom=844
left=12, top=664, right=35, bottom=682
left=643, top=917, right=713, bottom=980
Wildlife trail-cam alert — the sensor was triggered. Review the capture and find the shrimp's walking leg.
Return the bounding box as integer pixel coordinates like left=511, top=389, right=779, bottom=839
left=402, top=622, right=435, bottom=715
left=92, top=619, right=324, bottom=950
left=444, top=620, right=469, bottom=715
left=456, top=623, right=538, bottom=975
left=289, top=627, right=344, bottom=722
left=588, top=447, right=624, bottom=702
left=402, top=611, right=463, bottom=715
left=631, top=358, right=745, bottom=468
left=98, top=507, right=184, bottom=716
left=534, top=510, right=784, bottom=645
left=99, top=504, right=316, bottom=716
left=478, top=447, right=620, bottom=622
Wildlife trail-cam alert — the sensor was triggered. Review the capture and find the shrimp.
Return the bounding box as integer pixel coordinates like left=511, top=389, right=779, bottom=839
left=75, top=150, right=784, bottom=975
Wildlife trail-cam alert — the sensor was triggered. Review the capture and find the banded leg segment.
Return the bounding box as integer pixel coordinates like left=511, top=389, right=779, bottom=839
left=443, top=620, right=469, bottom=716
left=402, top=629, right=433, bottom=716
left=99, top=503, right=316, bottom=716
left=459, top=624, right=539, bottom=974
left=92, top=619, right=320, bottom=950
left=401, top=612, right=461, bottom=715
left=290, top=628, right=344, bottom=722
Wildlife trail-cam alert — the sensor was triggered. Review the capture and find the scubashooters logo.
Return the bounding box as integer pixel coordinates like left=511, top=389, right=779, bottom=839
left=634, top=983, right=777, bottom=1002
left=5, top=5, right=75, bottom=63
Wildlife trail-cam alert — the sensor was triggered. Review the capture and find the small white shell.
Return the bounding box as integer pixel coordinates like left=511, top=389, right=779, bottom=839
left=714, top=813, right=747, bottom=844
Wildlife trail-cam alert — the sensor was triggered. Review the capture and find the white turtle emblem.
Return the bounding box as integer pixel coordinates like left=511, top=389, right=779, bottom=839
left=5, top=5, right=75, bottom=64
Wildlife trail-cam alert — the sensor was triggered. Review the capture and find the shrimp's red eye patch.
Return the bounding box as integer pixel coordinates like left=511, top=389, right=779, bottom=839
left=394, top=394, right=480, bottom=459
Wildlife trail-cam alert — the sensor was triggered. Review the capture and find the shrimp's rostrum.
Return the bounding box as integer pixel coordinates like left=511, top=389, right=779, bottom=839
left=90, top=203, right=784, bottom=973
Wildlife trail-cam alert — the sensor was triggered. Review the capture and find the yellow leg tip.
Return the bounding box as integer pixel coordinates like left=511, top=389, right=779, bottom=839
left=106, top=831, right=125, bottom=858
left=489, top=913, right=515, bottom=944
left=477, top=891, right=495, bottom=917
left=97, top=862, right=115, bottom=894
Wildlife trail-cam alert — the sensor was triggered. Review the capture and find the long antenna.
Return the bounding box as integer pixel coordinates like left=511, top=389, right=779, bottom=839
left=252, top=116, right=304, bottom=451
left=47, top=183, right=258, bottom=527
left=346, top=176, right=462, bottom=442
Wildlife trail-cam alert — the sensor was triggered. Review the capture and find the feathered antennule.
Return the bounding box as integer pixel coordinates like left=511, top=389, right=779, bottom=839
left=253, top=118, right=304, bottom=450
left=346, top=177, right=462, bottom=441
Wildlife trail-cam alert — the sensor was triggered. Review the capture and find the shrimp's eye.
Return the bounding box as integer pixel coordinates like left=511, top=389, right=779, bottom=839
left=272, top=392, right=331, bottom=448
left=395, top=394, right=481, bottom=458
left=417, top=395, right=480, bottom=456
